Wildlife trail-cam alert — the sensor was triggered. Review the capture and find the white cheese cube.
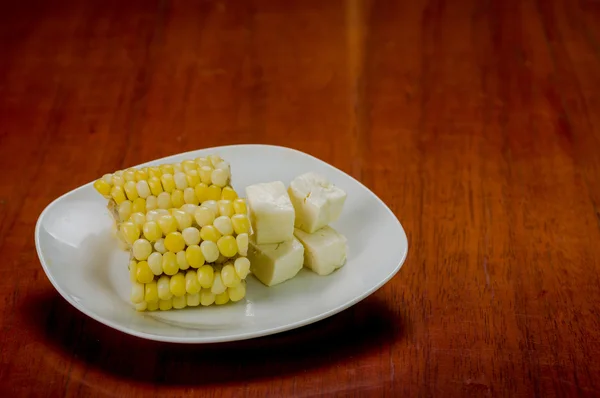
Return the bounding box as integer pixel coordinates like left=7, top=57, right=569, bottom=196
left=248, top=237, right=304, bottom=287
left=245, top=181, right=295, bottom=244
left=294, top=226, right=347, bottom=276
left=288, top=172, right=347, bottom=233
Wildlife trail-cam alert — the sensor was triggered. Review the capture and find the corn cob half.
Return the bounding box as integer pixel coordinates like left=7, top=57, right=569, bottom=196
left=92, top=154, right=238, bottom=246
left=126, top=199, right=251, bottom=311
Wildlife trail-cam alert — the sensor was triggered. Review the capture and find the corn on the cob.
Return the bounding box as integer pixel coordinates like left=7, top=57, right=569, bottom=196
left=93, top=155, right=237, bottom=246
left=127, top=200, right=251, bottom=310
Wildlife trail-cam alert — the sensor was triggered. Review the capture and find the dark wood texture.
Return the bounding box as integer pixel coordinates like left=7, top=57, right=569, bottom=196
left=2, top=0, right=600, bottom=396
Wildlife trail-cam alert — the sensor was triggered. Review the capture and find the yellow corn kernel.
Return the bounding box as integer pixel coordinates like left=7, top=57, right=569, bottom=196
left=136, top=180, right=151, bottom=198
left=136, top=261, right=154, bottom=284
left=197, top=265, right=214, bottom=289
left=148, top=177, right=163, bottom=196
left=228, top=280, right=246, bottom=302
left=123, top=169, right=136, bottom=182
left=200, top=241, right=219, bottom=263
left=182, top=160, right=197, bottom=172
left=221, top=187, right=238, bottom=201
left=202, top=200, right=218, bottom=216
left=171, top=190, right=184, bottom=208
left=147, top=300, right=159, bottom=311
left=132, top=239, right=153, bottom=261
left=174, top=172, right=189, bottom=191
left=216, top=160, right=230, bottom=172
left=160, top=164, right=174, bottom=175
left=217, top=235, right=238, bottom=258
left=207, top=185, right=221, bottom=201
left=194, top=206, right=215, bottom=227
left=185, top=270, right=201, bottom=294
left=160, top=173, right=175, bottom=193
left=221, top=263, right=241, bottom=287
left=213, top=216, right=234, bottom=236
left=180, top=204, right=197, bottom=215
left=176, top=251, right=189, bottom=270
left=94, top=179, right=112, bottom=197
left=211, top=270, right=226, bottom=294
left=200, top=289, right=216, bottom=306
left=234, top=257, right=251, bottom=279
left=130, top=212, right=146, bottom=229
left=200, top=225, right=221, bottom=242
left=111, top=185, right=127, bottom=205
left=236, top=233, right=248, bottom=256
left=164, top=232, right=185, bottom=253
left=231, top=214, right=250, bottom=235
left=148, top=167, right=162, bottom=178
left=145, top=281, right=158, bottom=302
left=143, top=221, right=162, bottom=242
left=208, top=154, right=222, bottom=167
left=111, top=174, right=124, bottom=187
left=159, top=298, right=173, bottom=311
left=148, top=252, right=163, bottom=275
left=157, top=214, right=178, bottom=235
left=156, top=192, right=172, bottom=210
left=185, top=245, right=205, bottom=268
left=186, top=169, right=200, bottom=187
left=131, top=282, right=144, bottom=303
left=183, top=187, right=199, bottom=205
left=135, top=302, right=147, bottom=312
left=161, top=251, right=178, bottom=275
left=135, top=169, right=148, bottom=182
left=118, top=200, right=133, bottom=222
left=217, top=200, right=234, bottom=218
left=172, top=209, right=193, bottom=230
left=132, top=197, right=146, bottom=214
left=215, top=290, right=230, bottom=305
left=120, top=221, right=140, bottom=245
left=195, top=157, right=211, bottom=168
left=102, top=173, right=113, bottom=184
left=146, top=195, right=158, bottom=211
left=129, top=260, right=137, bottom=283
left=194, top=183, right=209, bottom=203
left=173, top=295, right=187, bottom=309
left=154, top=238, right=166, bottom=253
left=199, top=166, right=212, bottom=185
left=170, top=273, right=186, bottom=297
left=233, top=198, right=247, bottom=215
left=124, top=181, right=139, bottom=201
left=211, top=168, right=228, bottom=188
left=187, top=293, right=200, bottom=307
left=182, top=227, right=201, bottom=246
left=157, top=275, right=172, bottom=300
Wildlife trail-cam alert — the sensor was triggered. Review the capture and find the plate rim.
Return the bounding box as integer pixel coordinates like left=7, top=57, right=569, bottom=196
left=34, top=144, right=409, bottom=344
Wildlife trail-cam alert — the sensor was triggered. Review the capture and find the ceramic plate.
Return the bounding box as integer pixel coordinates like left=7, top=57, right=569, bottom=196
left=35, top=144, right=408, bottom=343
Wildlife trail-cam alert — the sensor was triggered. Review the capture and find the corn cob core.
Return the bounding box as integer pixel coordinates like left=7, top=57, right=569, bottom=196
left=92, top=155, right=239, bottom=246
left=127, top=199, right=251, bottom=311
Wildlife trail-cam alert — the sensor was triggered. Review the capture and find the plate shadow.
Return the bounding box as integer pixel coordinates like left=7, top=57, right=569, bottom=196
left=21, top=290, right=407, bottom=386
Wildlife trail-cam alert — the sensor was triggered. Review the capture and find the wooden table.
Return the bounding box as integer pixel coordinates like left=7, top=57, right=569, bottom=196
left=2, top=0, right=600, bottom=396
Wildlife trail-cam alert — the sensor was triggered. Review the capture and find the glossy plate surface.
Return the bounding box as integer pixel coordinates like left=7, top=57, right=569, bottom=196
left=35, top=145, right=408, bottom=343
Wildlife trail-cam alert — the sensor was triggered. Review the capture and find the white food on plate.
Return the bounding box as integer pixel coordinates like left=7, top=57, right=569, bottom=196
left=288, top=172, right=346, bottom=233
left=247, top=237, right=305, bottom=286
left=245, top=181, right=295, bottom=244
left=293, top=226, right=347, bottom=276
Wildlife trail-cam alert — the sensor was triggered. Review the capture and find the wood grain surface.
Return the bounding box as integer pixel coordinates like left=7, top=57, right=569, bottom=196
left=2, top=0, right=600, bottom=396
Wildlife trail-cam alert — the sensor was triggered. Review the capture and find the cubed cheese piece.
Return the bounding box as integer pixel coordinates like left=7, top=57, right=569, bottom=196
left=288, top=172, right=347, bottom=233
left=294, top=226, right=347, bottom=276
left=248, top=237, right=304, bottom=286
left=245, top=181, right=295, bottom=244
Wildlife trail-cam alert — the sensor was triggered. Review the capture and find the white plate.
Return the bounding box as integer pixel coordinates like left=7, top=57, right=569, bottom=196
left=35, top=144, right=408, bottom=343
